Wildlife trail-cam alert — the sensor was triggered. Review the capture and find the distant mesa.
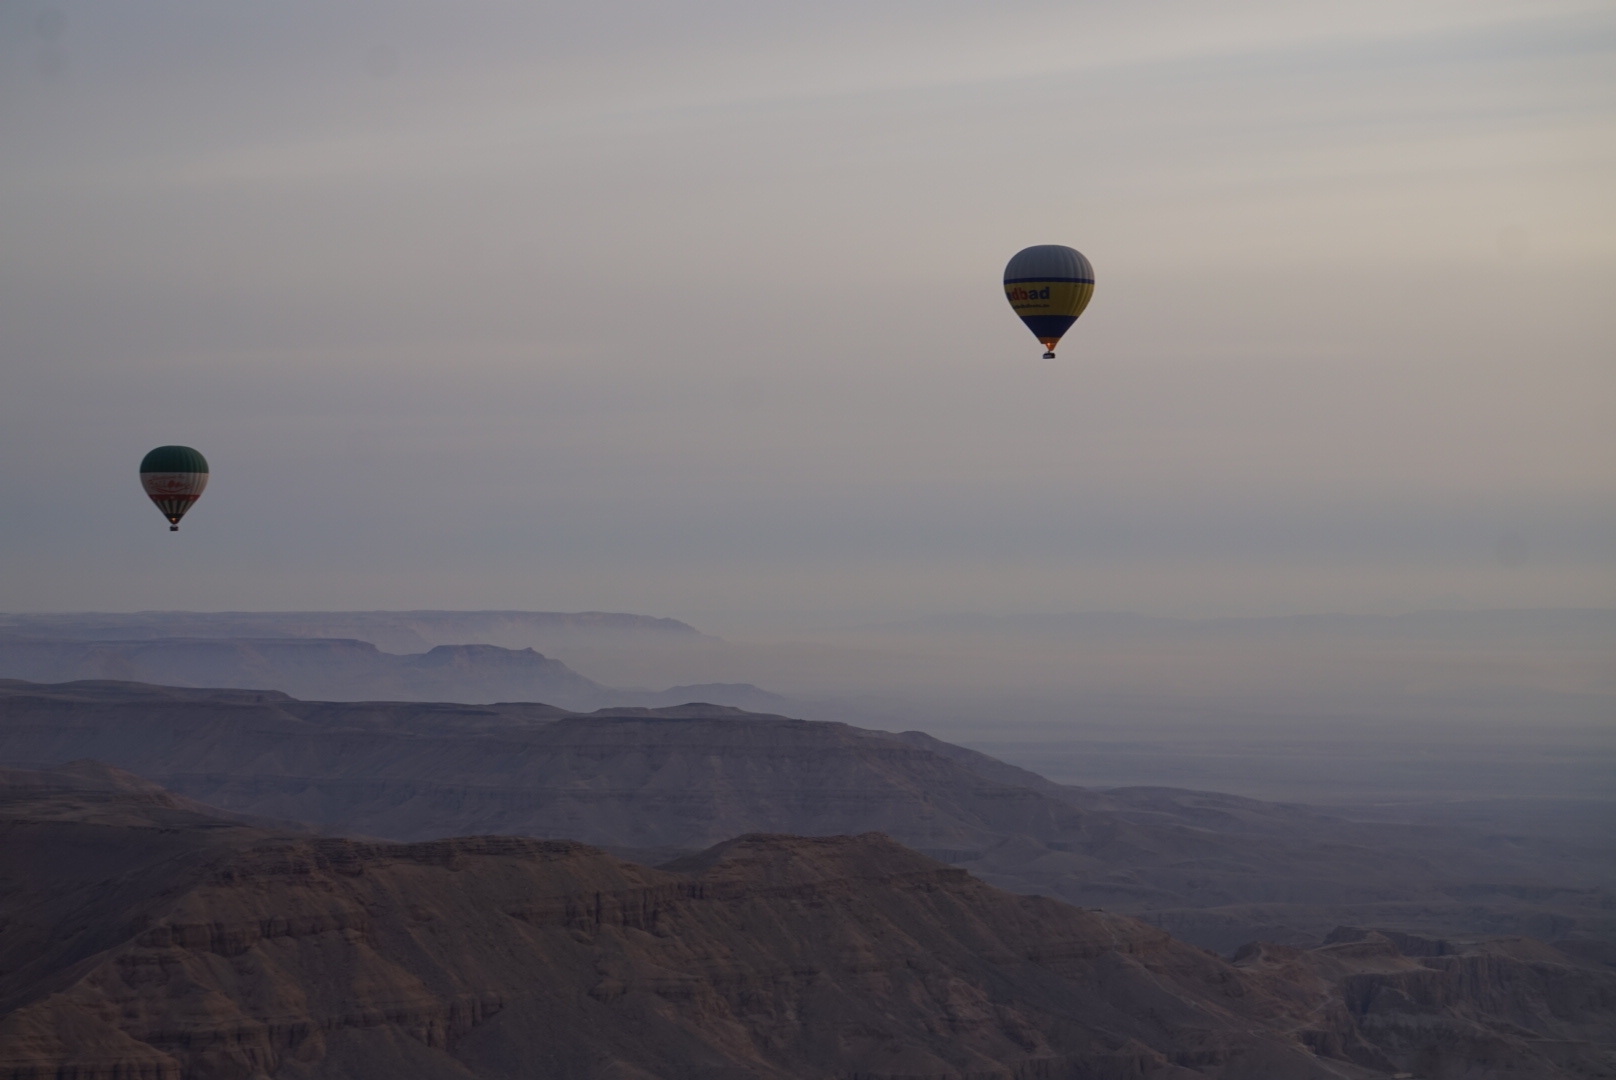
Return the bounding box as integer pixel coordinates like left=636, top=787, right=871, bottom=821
left=0, top=609, right=709, bottom=653
left=0, top=635, right=606, bottom=708
left=0, top=626, right=779, bottom=712
left=858, top=607, right=1616, bottom=640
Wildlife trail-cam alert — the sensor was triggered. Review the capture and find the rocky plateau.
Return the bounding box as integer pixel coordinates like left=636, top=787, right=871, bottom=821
left=0, top=679, right=1610, bottom=957
left=2, top=763, right=1611, bottom=1079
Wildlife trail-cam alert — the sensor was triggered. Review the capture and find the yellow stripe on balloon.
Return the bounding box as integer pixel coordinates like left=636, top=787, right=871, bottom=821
left=1003, top=280, right=1094, bottom=319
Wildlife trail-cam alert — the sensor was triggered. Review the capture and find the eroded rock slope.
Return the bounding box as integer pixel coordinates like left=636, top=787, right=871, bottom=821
left=5, top=769, right=1611, bottom=1079
left=1, top=679, right=1611, bottom=954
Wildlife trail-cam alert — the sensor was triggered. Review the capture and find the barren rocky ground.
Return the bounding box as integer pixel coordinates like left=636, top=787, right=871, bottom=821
left=3, top=762, right=1611, bottom=1080
left=1, top=679, right=1610, bottom=954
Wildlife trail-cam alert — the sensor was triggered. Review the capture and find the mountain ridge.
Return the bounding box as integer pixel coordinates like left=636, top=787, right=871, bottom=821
left=4, top=768, right=1612, bottom=1079
left=0, top=637, right=790, bottom=712
left=0, top=610, right=708, bottom=654
left=3, top=678, right=1609, bottom=955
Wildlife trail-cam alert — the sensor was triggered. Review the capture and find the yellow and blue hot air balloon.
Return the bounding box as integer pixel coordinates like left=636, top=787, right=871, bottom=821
left=1003, top=245, right=1094, bottom=358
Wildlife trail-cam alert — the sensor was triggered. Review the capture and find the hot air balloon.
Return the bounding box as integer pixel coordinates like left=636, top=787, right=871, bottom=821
left=139, top=446, right=209, bottom=531
left=1003, top=245, right=1094, bottom=358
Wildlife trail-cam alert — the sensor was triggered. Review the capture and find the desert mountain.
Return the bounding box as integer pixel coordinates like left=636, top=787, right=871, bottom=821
left=0, top=610, right=727, bottom=702
left=0, top=610, right=706, bottom=655
left=3, top=766, right=1610, bottom=1079
left=0, top=758, right=312, bottom=833
left=0, top=636, right=788, bottom=712
left=0, top=637, right=604, bottom=707
left=2, top=679, right=1610, bottom=955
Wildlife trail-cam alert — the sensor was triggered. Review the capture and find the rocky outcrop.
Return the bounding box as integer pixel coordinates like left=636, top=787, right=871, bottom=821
left=0, top=776, right=1367, bottom=1080
left=1, top=680, right=1611, bottom=957
left=1232, top=928, right=1616, bottom=1079
left=6, top=769, right=1614, bottom=1079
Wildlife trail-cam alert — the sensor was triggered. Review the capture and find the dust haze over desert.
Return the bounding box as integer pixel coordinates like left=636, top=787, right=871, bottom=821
left=1, top=2, right=1614, bottom=1078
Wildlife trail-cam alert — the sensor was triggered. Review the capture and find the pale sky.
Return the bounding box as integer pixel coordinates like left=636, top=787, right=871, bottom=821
left=2, top=0, right=1613, bottom=628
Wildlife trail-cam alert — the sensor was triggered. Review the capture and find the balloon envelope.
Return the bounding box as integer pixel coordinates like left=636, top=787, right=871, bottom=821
left=1003, top=245, right=1094, bottom=357
left=139, top=445, right=209, bottom=530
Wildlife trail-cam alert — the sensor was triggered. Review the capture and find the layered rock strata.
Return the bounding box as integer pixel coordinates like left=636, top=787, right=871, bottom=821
left=4, top=769, right=1612, bottom=1079
left=2, top=679, right=1610, bottom=955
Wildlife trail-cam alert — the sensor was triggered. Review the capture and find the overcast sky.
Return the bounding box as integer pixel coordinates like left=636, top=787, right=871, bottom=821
left=2, top=0, right=1612, bottom=629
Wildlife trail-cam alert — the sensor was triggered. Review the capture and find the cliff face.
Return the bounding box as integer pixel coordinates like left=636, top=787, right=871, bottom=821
left=1, top=680, right=1610, bottom=955
left=1234, top=929, right=1616, bottom=1080
left=3, top=770, right=1612, bottom=1080
left=0, top=780, right=1345, bottom=1080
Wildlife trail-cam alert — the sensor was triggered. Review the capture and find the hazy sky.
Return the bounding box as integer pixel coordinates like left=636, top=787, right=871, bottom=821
left=3, top=0, right=1613, bottom=629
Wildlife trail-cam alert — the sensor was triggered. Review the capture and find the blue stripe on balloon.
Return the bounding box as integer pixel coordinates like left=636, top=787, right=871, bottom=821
left=1019, top=314, right=1079, bottom=338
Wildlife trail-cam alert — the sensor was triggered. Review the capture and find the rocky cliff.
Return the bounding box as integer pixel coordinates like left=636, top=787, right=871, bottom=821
left=4, top=769, right=1612, bottom=1080
left=0, top=772, right=1327, bottom=1079
left=1, top=680, right=1610, bottom=956
left=1233, top=928, right=1616, bottom=1079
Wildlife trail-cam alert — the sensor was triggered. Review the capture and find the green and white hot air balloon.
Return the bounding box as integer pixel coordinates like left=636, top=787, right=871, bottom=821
left=139, top=445, right=209, bottom=531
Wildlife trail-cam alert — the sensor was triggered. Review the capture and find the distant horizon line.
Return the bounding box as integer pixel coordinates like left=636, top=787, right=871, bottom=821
left=3, top=605, right=1613, bottom=622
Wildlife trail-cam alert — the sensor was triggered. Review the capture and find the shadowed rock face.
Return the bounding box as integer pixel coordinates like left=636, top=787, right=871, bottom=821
left=3, top=770, right=1612, bottom=1080
left=0, top=759, right=311, bottom=833
left=1, top=679, right=1612, bottom=958
left=0, top=774, right=1327, bottom=1080
left=1233, top=929, right=1616, bottom=1080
